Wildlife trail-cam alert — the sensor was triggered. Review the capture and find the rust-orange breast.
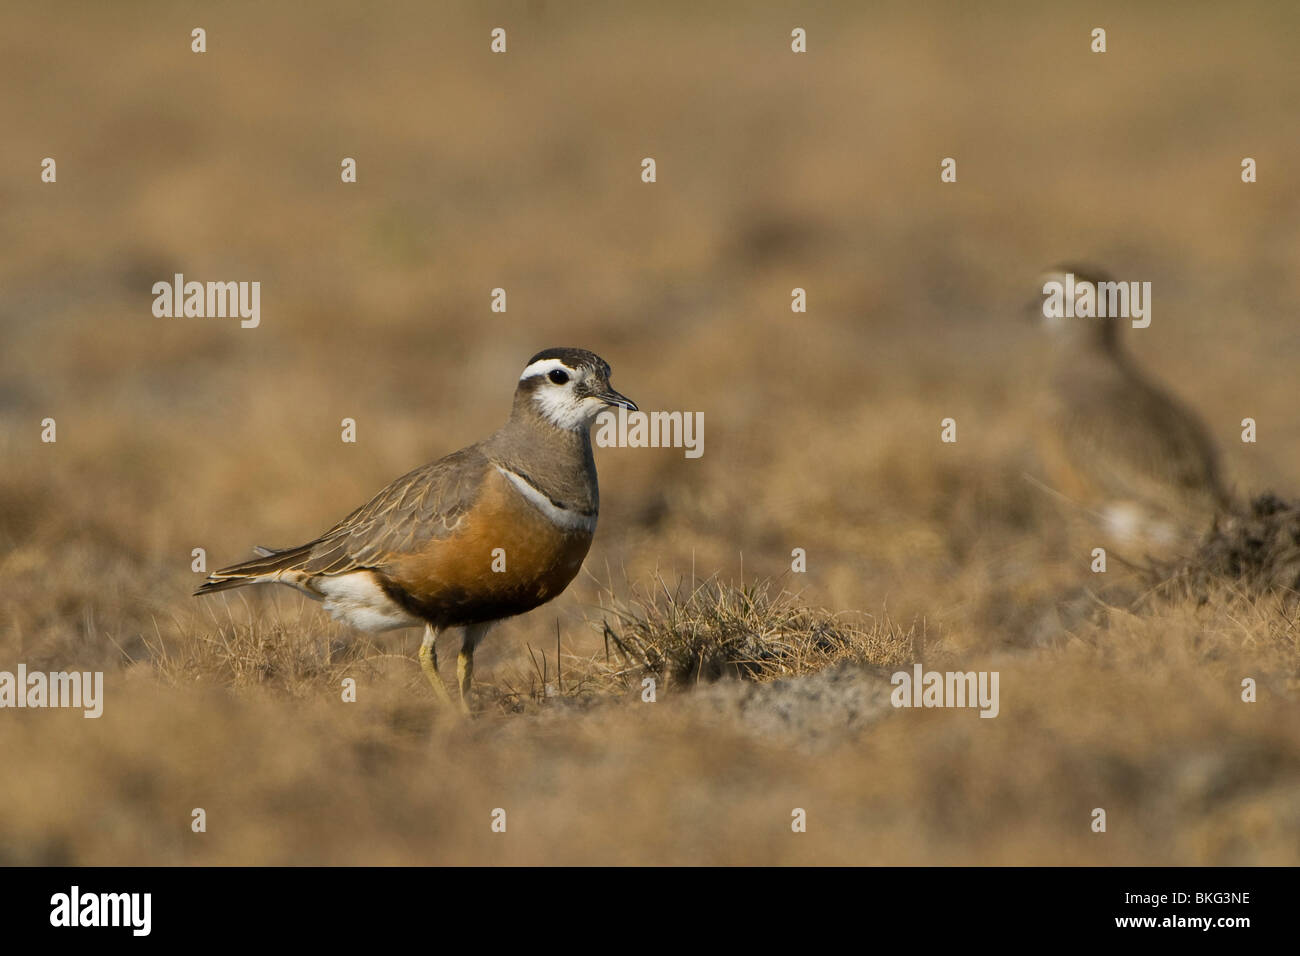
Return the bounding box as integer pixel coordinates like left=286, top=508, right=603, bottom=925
left=379, top=467, right=593, bottom=627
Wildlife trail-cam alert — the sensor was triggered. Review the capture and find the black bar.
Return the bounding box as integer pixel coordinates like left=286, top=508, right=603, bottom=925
left=0, top=866, right=1282, bottom=943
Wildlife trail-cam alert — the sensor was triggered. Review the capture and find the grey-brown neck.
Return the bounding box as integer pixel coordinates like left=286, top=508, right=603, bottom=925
left=483, top=405, right=599, bottom=515
left=1051, top=313, right=1123, bottom=361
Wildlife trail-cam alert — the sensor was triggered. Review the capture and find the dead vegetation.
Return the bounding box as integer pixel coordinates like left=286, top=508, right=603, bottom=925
left=1177, top=494, right=1300, bottom=597
left=595, top=577, right=915, bottom=686
left=146, top=601, right=388, bottom=698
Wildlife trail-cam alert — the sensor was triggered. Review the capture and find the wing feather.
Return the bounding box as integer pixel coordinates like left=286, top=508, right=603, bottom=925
left=197, top=445, right=492, bottom=594
left=302, top=445, right=490, bottom=574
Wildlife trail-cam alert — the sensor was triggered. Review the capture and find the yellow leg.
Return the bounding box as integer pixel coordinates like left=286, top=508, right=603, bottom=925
left=418, top=624, right=457, bottom=711
left=456, top=646, right=474, bottom=718
left=456, top=622, right=492, bottom=718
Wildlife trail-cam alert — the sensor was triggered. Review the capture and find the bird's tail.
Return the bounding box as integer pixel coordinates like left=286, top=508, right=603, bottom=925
left=193, top=544, right=315, bottom=596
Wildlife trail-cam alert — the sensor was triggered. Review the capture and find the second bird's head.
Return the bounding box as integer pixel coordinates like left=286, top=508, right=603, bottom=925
left=514, top=348, right=637, bottom=431
left=1028, top=262, right=1121, bottom=351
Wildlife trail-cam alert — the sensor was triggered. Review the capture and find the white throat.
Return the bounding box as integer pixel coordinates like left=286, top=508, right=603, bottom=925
left=531, top=389, right=602, bottom=431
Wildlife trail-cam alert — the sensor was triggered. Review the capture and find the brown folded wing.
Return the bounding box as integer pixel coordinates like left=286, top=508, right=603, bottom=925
left=197, top=446, right=491, bottom=592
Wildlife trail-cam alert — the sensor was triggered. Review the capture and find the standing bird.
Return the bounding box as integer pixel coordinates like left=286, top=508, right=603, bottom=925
left=195, top=348, right=636, bottom=715
left=1029, top=265, right=1231, bottom=557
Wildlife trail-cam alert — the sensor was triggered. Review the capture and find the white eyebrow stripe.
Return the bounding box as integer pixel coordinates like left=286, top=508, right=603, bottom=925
left=495, top=466, right=598, bottom=532
left=519, top=358, right=577, bottom=381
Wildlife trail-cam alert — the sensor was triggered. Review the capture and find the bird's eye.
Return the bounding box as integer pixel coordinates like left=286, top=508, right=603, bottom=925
left=548, top=369, right=570, bottom=385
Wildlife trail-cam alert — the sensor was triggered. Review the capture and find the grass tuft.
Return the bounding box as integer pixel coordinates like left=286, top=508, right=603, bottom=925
left=594, top=577, right=916, bottom=689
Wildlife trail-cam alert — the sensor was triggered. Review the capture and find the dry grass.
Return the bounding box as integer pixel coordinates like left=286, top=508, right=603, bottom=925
left=148, top=604, right=385, bottom=698
left=595, top=577, right=915, bottom=685
left=3, top=0, right=1300, bottom=864
left=1161, top=493, right=1300, bottom=599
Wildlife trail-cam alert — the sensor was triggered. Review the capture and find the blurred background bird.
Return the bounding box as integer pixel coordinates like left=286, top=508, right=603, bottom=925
left=1028, top=264, right=1233, bottom=562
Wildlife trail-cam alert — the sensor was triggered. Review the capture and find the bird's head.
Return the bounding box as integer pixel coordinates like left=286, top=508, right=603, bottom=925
left=514, top=348, right=637, bottom=431
left=1029, top=262, right=1121, bottom=351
